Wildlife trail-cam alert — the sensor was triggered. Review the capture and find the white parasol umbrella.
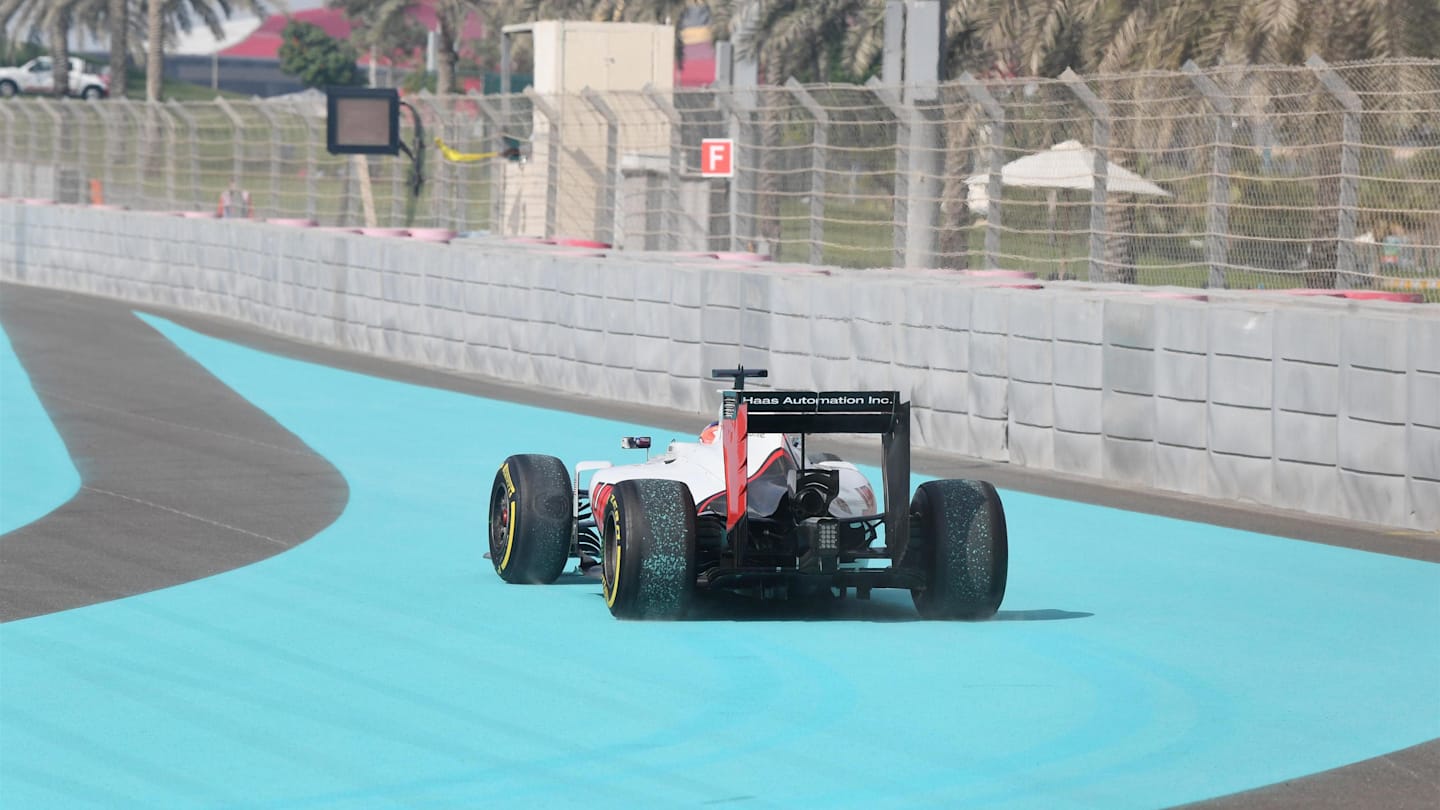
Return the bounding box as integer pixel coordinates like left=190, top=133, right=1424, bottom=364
left=966, top=140, right=1169, bottom=213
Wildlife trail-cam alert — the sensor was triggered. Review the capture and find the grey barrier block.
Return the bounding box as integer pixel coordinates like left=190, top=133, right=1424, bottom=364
left=930, top=328, right=969, bottom=374
left=928, top=370, right=971, bottom=416
left=1208, top=451, right=1273, bottom=504
left=810, top=316, right=853, bottom=361
left=1411, top=317, right=1440, bottom=374
left=969, top=414, right=1009, bottom=461
left=1054, top=384, right=1102, bottom=434
left=1156, top=349, right=1207, bottom=402
left=573, top=321, right=606, bottom=365
left=1155, top=398, right=1207, bottom=449
left=1009, top=379, right=1053, bottom=428
left=1104, top=344, right=1154, bottom=396
left=970, top=288, right=1010, bottom=336
left=701, top=304, right=741, bottom=347
left=669, top=267, right=704, bottom=309
left=1345, top=367, right=1407, bottom=424
left=1345, top=314, right=1408, bottom=372
left=969, top=369, right=1008, bottom=421
left=1156, top=300, right=1208, bottom=355
left=852, top=318, right=895, bottom=364
left=1412, top=372, right=1440, bottom=430
left=1274, top=459, right=1339, bottom=517
left=633, top=299, right=670, bottom=339
left=1275, top=360, right=1340, bottom=416
left=768, top=274, right=813, bottom=317
left=1339, top=469, right=1407, bottom=527
left=918, top=408, right=971, bottom=457
left=1008, top=334, right=1053, bottom=384
left=1103, top=435, right=1155, bottom=486
left=633, top=334, right=669, bottom=374
left=1338, top=417, right=1408, bottom=476
left=1155, top=443, right=1210, bottom=496
left=1052, top=294, right=1104, bottom=344
left=1209, top=403, right=1272, bottom=457
left=668, top=304, right=704, bottom=345
left=1411, top=425, right=1440, bottom=482
left=969, top=330, right=1008, bottom=378
left=701, top=269, right=742, bottom=310
left=1104, top=297, right=1155, bottom=350
left=766, top=351, right=817, bottom=392
left=1053, top=430, right=1103, bottom=477
left=1274, top=410, right=1337, bottom=465
left=1102, top=389, right=1155, bottom=441
left=740, top=307, right=772, bottom=353
left=1009, top=422, right=1054, bottom=468
left=1053, top=340, right=1102, bottom=387
left=1008, top=292, right=1054, bottom=342
left=926, top=282, right=971, bottom=334
left=1210, top=354, right=1272, bottom=409
left=1209, top=305, right=1273, bottom=359
left=812, top=356, right=857, bottom=393
left=1410, top=478, right=1440, bottom=531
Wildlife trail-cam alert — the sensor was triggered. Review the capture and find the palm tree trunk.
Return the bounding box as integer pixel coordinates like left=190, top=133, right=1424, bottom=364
left=436, top=12, right=457, bottom=95
left=52, top=16, right=72, bottom=98
left=146, top=0, right=162, bottom=102
left=109, top=0, right=128, bottom=98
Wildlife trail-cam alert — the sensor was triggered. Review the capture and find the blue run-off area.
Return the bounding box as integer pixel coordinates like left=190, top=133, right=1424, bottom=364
left=1, top=313, right=1437, bottom=809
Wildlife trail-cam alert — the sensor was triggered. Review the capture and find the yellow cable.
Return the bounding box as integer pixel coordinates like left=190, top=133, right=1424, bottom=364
left=434, top=136, right=498, bottom=163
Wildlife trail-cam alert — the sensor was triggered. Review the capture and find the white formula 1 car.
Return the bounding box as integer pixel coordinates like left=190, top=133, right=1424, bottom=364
left=488, top=368, right=1007, bottom=620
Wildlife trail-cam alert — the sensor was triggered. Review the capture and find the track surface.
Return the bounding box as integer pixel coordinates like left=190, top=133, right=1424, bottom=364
left=1, top=282, right=1437, bottom=808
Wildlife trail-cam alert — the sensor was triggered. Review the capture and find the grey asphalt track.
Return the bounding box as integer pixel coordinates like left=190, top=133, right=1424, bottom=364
left=0, top=280, right=1434, bottom=808
left=0, top=282, right=347, bottom=621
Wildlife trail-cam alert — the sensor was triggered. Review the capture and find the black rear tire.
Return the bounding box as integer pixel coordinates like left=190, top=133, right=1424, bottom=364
left=600, top=479, right=697, bottom=620
left=489, top=454, right=572, bottom=584
left=909, top=479, right=1008, bottom=620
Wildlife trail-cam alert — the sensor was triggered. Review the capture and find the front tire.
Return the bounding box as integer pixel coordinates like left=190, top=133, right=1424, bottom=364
left=601, top=479, right=697, bottom=620
left=489, top=454, right=572, bottom=584
left=909, top=479, right=1008, bottom=620
left=0, top=81, right=17, bottom=98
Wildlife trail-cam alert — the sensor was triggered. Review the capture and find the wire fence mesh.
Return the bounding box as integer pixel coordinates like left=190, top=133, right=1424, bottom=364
left=2, top=58, right=1437, bottom=297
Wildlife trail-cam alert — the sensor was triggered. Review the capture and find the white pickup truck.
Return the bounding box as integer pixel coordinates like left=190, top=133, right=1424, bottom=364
left=0, top=57, right=109, bottom=100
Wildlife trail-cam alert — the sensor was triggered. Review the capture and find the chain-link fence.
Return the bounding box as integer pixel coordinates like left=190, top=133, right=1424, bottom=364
left=3, top=58, right=1437, bottom=296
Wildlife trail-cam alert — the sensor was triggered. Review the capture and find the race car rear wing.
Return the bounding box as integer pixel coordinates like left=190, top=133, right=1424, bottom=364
left=716, top=382, right=912, bottom=560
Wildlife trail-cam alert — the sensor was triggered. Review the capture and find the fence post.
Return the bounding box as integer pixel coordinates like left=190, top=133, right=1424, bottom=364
left=166, top=100, right=202, bottom=211
left=474, top=95, right=506, bottom=234
left=866, top=78, right=908, bottom=268
left=91, top=100, right=119, bottom=205
left=1307, top=55, right=1361, bottom=289
left=581, top=87, right=621, bottom=246
left=0, top=102, right=14, bottom=195
left=34, top=99, right=67, bottom=201
left=525, top=87, right=561, bottom=239
left=1060, top=68, right=1111, bottom=283
left=957, top=71, right=1006, bottom=271
left=716, top=89, right=755, bottom=252
left=643, top=83, right=684, bottom=251
left=1183, top=61, right=1233, bottom=290
left=786, top=78, right=829, bottom=266
left=293, top=101, right=319, bottom=222
left=214, top=97, right=247, bottom=206
left=252, top=101, right=284, bottom=218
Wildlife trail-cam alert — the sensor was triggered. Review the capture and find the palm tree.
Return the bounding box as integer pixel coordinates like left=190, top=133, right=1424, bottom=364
left=142, top=0, right=275, bottom=102
left=330, top=0, right=496, bottom=96
left=1, top=0, right=82, bottom=96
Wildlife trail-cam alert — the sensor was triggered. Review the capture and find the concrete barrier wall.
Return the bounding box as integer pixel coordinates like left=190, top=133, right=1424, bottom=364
left=3, top=203, right=1436, bottom=532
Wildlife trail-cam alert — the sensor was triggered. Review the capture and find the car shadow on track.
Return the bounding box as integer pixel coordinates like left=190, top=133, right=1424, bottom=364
left=684, top=592, right=1092, bottom=624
